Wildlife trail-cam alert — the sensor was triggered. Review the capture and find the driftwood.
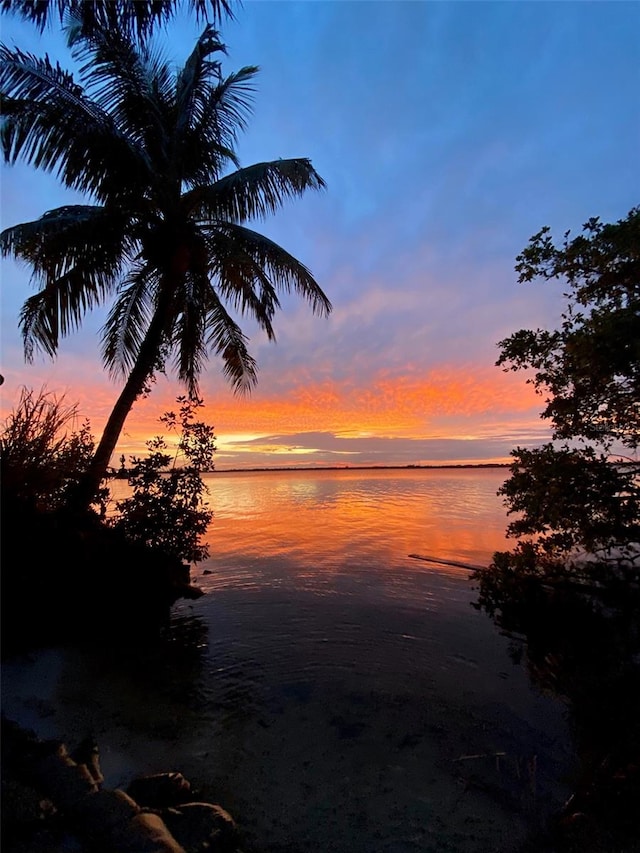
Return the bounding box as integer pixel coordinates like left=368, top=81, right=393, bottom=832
left=408, top=553, right=485, bottom=572
left=1, top=719, right=238, bottom=853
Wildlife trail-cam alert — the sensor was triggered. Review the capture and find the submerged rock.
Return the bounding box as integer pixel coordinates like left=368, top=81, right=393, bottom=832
left=163, top=803, right=238, bottom=852
left=127, top=772, right=193, bottom=809
left=1, top=720, right=242, bottom=853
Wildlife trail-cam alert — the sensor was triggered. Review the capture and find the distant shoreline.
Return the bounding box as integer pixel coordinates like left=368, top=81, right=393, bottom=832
left=107, top=459, right=639, bottom=477
left=208, top=463, right=511, bottom=474
left=106, top=461, right=511, bottom=479
left=207, top=458, right=640, bottom=475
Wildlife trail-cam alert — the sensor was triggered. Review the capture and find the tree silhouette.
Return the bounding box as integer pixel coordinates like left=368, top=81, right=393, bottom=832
left=1, top=23, right=331, bottom=511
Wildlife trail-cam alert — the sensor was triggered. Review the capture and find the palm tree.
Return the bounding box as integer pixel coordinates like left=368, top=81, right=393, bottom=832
left=1, top=0, right=237, bottom=40
left=1, top=23, right=331, bottom=512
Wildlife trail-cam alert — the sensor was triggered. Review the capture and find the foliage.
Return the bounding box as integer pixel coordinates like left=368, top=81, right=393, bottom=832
left=0, top=386, right=215, bottom=565
left=0, top=16, right=331, bottom=510
left=499, top=208, right=639, bottom=448
left=471, top=208, right=640, bottom=852
left=0, top=0, right=236, bottom=40
left=109, top=398, right=215, bottom=564
left=473, top=208, right=640, bottom=617
left=1, top=389, right=212, bottom=654
left=0, top=386, right=107, bottom=513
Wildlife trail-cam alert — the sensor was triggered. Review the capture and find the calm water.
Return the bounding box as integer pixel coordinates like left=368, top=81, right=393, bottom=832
left=4, top=468, right=574, bottom=852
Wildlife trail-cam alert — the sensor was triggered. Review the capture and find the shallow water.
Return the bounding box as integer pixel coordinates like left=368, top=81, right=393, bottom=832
left=3, top=468, right=574, bottom=852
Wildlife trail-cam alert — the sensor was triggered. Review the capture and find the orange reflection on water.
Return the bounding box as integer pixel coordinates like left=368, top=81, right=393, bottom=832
left=200, top=467, right=512, bottom=578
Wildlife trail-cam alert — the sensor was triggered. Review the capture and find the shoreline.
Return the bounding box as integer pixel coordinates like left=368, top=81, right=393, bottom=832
left=107, top=462, right=511, bottom=477
left=213, top=462, right=511, bottom=473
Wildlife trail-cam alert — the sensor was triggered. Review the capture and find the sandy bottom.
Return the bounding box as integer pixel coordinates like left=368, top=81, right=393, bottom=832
left=2, top=571, right=577, bottom=853
left=2, top=635, right=573, bottom=853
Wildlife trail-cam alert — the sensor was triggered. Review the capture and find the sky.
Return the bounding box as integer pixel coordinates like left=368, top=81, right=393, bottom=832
left=1, top=0, right=638, bottom=470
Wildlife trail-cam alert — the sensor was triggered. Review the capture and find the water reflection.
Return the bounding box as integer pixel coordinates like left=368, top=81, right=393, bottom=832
left=5, top=468, right=580, bottom=853
left=195, top=468, right=513, bottom=592
left=476, top=575, right=640, bottom=851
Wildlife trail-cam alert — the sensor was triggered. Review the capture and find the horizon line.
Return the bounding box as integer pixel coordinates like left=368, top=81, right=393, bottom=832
left=108, top=462, right=512, bottom=477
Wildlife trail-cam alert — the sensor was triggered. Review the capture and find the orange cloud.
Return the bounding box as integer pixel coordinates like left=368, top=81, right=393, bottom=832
left=211, top=363, right=540, bottom=435
left=112, top=363, right=543, bottom=458
left=1, top=359, right=544, bottom=466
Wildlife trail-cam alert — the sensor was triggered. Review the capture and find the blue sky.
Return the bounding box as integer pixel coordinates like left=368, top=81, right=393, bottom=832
left=1, top=1, right=638, bottom=468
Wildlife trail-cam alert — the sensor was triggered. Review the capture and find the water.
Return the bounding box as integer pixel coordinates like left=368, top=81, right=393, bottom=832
left=199, top=466, right=511, bottom=574
left=3, top=467, right=574, bottom=852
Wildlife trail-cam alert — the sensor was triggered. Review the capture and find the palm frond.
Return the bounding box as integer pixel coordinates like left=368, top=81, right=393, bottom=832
left=3, top=205, right=131, bottom=361
left=179, top=64, right=258, bottom=187
left=208, top=222, right=332, bottom=317
left=202, top=283, right=258, bottom=392
left=101, top=264, right=157, bottom=378
left=171, top=272, right=211, bottom=396
left=19, top=261, right=115, bottom=361
left=1, top=46, right=150, bottom=200
left=183, top=158, right=326, bottom=222
left=1, top=204, right=132, bottom=275
left=19, top=291, right=60, bottom=360
left=175, top=25, right=226, bottom=134
left=1, top=1, right=236, bottom=39
left=198, top=64, right=258, bottom=148
left=205, top=231, right=279, bottom=339
left=70, top=26, right=170, bottom=158
left=188, top=0, right=237, bottom=25
left=0, top=44, right=80, bottom=105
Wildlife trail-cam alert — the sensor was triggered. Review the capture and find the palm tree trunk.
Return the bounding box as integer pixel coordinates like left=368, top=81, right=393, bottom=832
left=68, top=306, right=169, bottom=515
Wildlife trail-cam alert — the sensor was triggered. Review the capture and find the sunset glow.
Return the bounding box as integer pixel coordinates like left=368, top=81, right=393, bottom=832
left=6, top=360, right=546, bottom=469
